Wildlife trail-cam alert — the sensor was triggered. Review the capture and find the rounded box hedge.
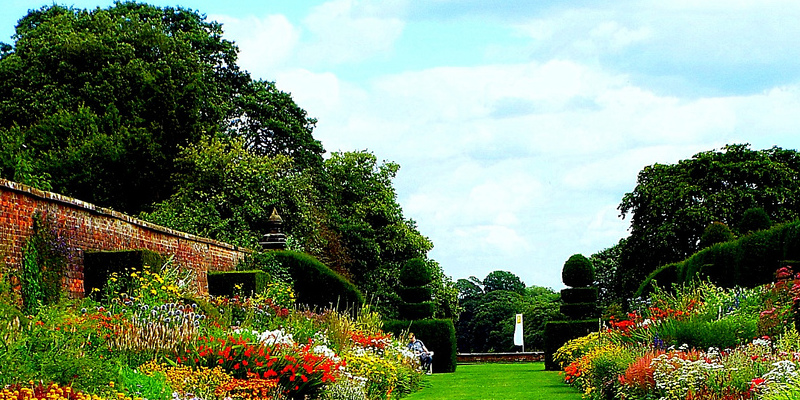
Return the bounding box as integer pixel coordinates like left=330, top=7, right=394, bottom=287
left=270, top=250, right=364, bottom=311
left=382, top=318, right=457, bottom=373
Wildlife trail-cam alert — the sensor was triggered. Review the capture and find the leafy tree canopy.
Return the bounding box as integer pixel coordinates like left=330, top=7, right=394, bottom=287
left=483, top=270, right=526, bottom=295
left=0, top=2, right=322, bottom=213
left=617, top=144, right=800, bottom=298
left=455, top=271, right=560, bottom=352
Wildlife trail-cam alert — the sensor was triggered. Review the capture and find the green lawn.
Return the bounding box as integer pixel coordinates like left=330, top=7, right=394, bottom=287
left=404, top=362, right=582, bottom=400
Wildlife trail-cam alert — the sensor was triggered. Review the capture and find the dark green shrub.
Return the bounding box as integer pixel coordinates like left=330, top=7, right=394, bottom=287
left=699, top=221, right=735, bottom=248
left=398, top=302, right=435, bottom=320
left=543, top=320, right=597, bottom=370
left=638, top=220, right=800, bottom=294
left=399, top=258, right=434, bottom=287
left=207, top=270, right=268, bottom=297
left=398, top=286, right=432, bottom=303
left=739, top=207, right=772, bottom=234
left=560, top=287, right=598, bottom=303
left=83, top=250, right=165, bottom=300
left=559, top=303, right=598, bottom=320
left=562, top=254, right=594, bottom=287
left=383, top=319, right=457, bottom=373
left=270, top=251, right=364, bottom=311
left=235, top=251, right=291, bottom=284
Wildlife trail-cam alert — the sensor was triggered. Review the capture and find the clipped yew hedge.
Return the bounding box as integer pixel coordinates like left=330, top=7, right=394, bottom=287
left=559, top=303, right=599, bottom=320
left=543, top=320, right=597, bottom=371
left=207, top=270, right=269, bottom=297
left=560, top=287, right=598, bottom=303
left=270, top=251, right=364, bottom=311
left=383, top=318, right=457, bottom=373
left=637, top=220, right=800, bottom=296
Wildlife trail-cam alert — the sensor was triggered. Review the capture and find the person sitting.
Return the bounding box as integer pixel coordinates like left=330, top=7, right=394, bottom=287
left=407, top=332, right=433, bottom=374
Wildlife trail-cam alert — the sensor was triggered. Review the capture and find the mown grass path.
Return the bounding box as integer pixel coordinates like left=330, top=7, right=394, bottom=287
left=404, top=362, right=582, bottom=400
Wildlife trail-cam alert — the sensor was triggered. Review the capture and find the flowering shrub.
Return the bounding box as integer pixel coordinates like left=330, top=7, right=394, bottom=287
left=556, top=272, right=800, bottom=400
left=137, top=361, right=232, bottom=399
left=2, top=247, right=422, bottom=400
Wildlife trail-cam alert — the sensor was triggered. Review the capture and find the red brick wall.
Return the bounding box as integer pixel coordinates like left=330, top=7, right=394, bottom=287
left=0, top=179, right=251, bottom=298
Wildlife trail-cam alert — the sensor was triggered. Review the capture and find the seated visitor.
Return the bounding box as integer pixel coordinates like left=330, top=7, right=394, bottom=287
left=407, top=332, right=433, bottom=374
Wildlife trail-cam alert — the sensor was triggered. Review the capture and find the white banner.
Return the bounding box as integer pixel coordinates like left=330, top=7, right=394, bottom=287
left=513, top=313, right=524, bottom=347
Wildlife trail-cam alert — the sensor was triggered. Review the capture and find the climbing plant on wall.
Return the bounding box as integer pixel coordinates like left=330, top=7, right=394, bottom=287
left=19, top=212, right=69, bottom=313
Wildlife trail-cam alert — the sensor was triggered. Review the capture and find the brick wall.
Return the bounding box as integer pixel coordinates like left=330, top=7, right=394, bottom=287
left=0, top=179, right=251, bottom=298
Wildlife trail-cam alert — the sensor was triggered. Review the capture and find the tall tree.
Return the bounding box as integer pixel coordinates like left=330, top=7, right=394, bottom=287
left=617, top=144, right=800, bottom=298
left=455, top=271, right=560, bottom=352
left=318, top=151, right=436, bottom=316
left=0, top=3, right=322, bottom=213
left=140, top=136, right=320, bottom=248
left=482, top=270, right=526, bottom=295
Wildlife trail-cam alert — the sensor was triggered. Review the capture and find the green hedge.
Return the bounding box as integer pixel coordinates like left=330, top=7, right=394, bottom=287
left=559, top=302, right=598, bottom=320
left=398, top=302, right=435, bottom=320
left=637, top=220, right=800, bottom=296
left=399, top=258, right=433, bottom=287
left=270, top=251, right=364, bottom=311
left=560, top=287, right=598, bottom=303
left=543, top=320, right=597, bottom=371
left=383, top=319, right=457, bottom=373
left=562, top=254, right=594, bottom=288
left=207, top=270, right=268, bottom=297
left=398, top=286, right=432, bottom=304
left=83, top=250, right=165, bottom=300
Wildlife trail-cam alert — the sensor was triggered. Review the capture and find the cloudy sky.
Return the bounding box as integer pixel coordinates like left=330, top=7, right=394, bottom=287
left=4, top=1, right=800, bottom=290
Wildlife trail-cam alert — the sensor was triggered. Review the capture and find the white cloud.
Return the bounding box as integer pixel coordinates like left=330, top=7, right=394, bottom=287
left=299, top=0, right=405, bottom=66
left=211, top=14, right=300, bottom=77
left=218, top=1, right=800, bottom=290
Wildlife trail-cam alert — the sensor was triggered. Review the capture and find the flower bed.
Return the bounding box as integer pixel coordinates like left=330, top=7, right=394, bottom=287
left=0, top=261, right=424, bottom=400
left=555, top=269, right=800, bottom=399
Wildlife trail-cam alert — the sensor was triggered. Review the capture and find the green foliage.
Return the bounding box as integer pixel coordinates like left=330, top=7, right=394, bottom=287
left=654, top=314, right=758, bottom=350
left=398, top=286, right=433, bottom=303
left=18, top=213, right=69, bottom=314
left=456, top=279, right=562, bottom=353
left=562, top=254, right=595, bottom=288
left=399, top=258, right=433, bottom=287
left=83, top=250, right=165, bottom=301
left=0, top=3, right=322, bottom=213
left=559, top=303, right=598, bottom=320
left=482, top=270, right=526, bottom=295
left=383, top=319, right=457, bottom=373
left=428, top=261, right=460, bottom=320
left=207, top=270, right=269, bottom=297
left=319, top=151, right=433, bottom=315
left=398, top=302, right=435, bottom=320
left=699, top=221, right=736, bottom=248
left=118, top=365, right=172, bottom=400
left=561, top=288, right=598, bottom=303
left=638, top=220, right=800, bottom=295
left=738, top=207, right=773, bottom=234
left=236, top=250, right=292, bottom=284
left=618, top=144, right=800, bottom=299
left=543, top=320, right=598, bottom=370
left=141, top=136, right=320, bottom=249
left=271, top=250, right=364, bottom=311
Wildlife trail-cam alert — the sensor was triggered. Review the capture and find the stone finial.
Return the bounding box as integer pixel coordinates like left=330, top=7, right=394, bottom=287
left=259, top=208, right=287, bottom=250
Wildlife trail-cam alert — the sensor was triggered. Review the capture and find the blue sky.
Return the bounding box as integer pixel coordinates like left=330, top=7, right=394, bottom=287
left=4, top=1, right=800, bottom=290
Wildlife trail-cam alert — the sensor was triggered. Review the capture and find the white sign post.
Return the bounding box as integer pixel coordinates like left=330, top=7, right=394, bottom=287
left=513, top=313, right=524, bottom=352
